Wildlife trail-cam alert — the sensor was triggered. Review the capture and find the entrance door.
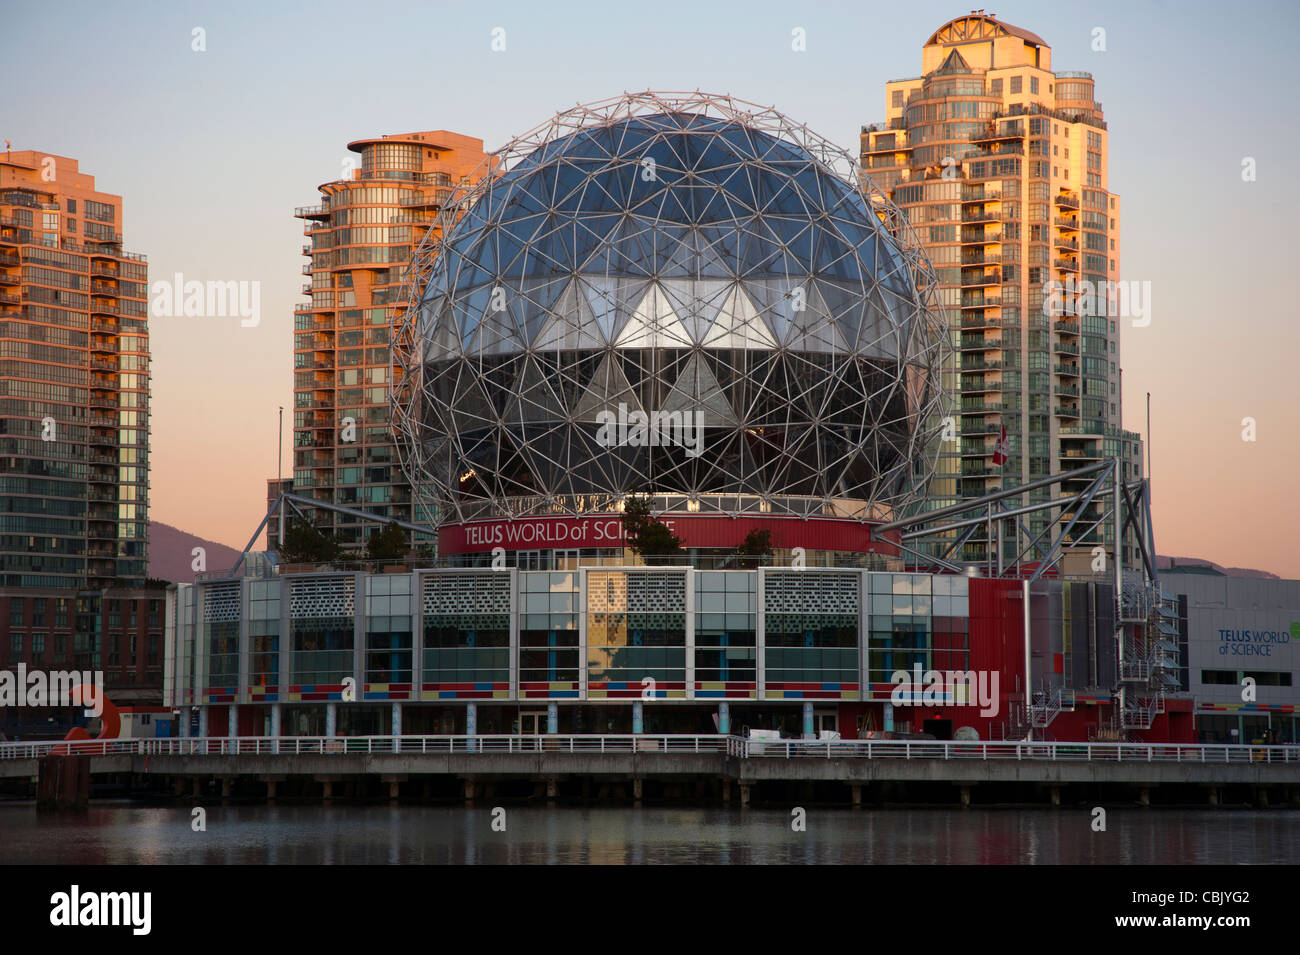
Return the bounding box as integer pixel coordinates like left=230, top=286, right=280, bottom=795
left=815, top=711, right=838, bottom=737
left=519, top=711, right=547, bottom=734
left=519, top=710, right=547, bottom=750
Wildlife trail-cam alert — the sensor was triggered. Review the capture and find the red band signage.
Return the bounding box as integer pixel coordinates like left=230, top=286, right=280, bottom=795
left=438, top=513, right=899, bottom=555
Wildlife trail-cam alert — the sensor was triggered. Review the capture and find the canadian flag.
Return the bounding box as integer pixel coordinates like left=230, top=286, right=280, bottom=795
left=992, top=424, right=1010, bottom=466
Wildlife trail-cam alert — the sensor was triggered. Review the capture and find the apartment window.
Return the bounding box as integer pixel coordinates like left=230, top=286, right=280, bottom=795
left=1030, top=76, right=1039, bottom=94
left=1010, top=76, right=1022, bottom=94
left=32, top=634, right=45, bottom=660
left=66, top=199, right=77, bottom=213
left=54, top=633, right=66, bottom=664
left=990, top=78, right=1003, bottom=96
left=892, top=90, right=904, bottom=108
left=9, top=600, right=23, bottom=627
left=9, top=633, right=21, bottom=659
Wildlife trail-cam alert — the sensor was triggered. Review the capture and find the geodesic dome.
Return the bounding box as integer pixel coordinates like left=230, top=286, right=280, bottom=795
left=393, top=92, right=950, bottom=525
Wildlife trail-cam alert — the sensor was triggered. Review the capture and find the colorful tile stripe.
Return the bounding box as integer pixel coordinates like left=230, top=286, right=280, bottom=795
left=588, top=682, right=687, bottom=700
left=766, top=683, right=859, bottom=700
left=694, top=682, right=758, bottom=699
left=519, top=681, right=580, bottom=699
left=421, top=682, right=510, bottom=701
left=1197, top=703, right=1296, bottom=714
left=286, top=684, right=348, bottom=702
left=364, top=682, right=413, bottom=701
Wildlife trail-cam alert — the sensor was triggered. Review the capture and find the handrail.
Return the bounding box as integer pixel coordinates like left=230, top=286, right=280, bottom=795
left=1, top=736, right=1297, bottom=764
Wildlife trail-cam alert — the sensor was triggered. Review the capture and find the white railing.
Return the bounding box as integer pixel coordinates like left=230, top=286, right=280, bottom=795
left=1, top=736, right=1297, bottom=764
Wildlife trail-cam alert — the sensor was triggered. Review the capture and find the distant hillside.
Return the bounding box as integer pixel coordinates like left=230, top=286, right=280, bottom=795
left=148, top=522, right=242, bottom=584
left=1157, top=555, right=1281, bottom=580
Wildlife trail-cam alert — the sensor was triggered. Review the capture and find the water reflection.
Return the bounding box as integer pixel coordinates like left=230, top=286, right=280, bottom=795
left=0, top=804, right=1296, bottom=864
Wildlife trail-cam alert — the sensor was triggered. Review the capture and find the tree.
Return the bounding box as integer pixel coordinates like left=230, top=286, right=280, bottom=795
left=277, top=518, right=343, bottom=563
left=621, top=493, right=685, bottom=565
left=734, top=528, right=773, bottom=569
left=366, top=521, right=409, bottom=562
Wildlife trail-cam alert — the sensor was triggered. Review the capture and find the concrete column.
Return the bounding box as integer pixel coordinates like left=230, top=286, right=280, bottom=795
left=466, top=702, right=477, bottom=753
left=1257, top=788, right=1269, bottom=809
left=547, top=702, right=558, bottom=734
left=1208, top=787, right=1219, bottom=806
left=961, top=785, right=973, bottom=808
left=198, top=706, right=209, bottom=740
left=192, top=778, right=201, bottom=798
left=1050, top=786, right=1061, bottom=808
left=321, top=779, right=333, bottom=804
left=718, top=702, right=730, bottom=735
left=326, top=702, right=337, bottom=738
left=851, top=783, right=862, bottom=808
left=388, top=781, right=400, bottom=804
left=391, top=702, right=402, bottom=739
left=229, top=704, right=239, bottom=748
left=632, top=701, right=644, bottom=735
left=633, top=778, right=643, bottom=806
left=270, top=703, right=281, bottom=755
left=546, top=778, right=557, bottom=806
left=722, top=780, right=731, bottom=805
left=802, top=702, right=814, bottom=739
left=265, top=779, right=277, bottom=803
left=464, top=779, right=476, bottom=806
left=739, top=783, right=751, bottom=809
left=1138, top=787, right=1150, bottom=808
left=220, top=777, right=232, bottom=803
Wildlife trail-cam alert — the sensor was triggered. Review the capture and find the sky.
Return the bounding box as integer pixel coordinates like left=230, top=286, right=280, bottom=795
left=4, top=0, right=1299, bottom=576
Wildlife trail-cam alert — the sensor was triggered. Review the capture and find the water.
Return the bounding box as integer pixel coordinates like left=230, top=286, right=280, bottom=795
left=1, top=804, right=1297, bottom=864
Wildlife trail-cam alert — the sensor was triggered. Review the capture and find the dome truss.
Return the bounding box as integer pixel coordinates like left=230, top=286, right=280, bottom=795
left=393, top=91, right=951, bottom=528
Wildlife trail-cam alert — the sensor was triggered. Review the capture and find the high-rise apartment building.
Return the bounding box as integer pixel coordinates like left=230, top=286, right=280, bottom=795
left=861, top=14, right=1144, bottom=568
left=0, top=150, right=150, bottom=588
left=282, top=131, right=489, bottom=551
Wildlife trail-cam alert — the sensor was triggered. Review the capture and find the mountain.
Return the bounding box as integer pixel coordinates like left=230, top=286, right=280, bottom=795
left=1157, top=555, right=1281, bottom=580
left=147, top=522, right=242, bottom=584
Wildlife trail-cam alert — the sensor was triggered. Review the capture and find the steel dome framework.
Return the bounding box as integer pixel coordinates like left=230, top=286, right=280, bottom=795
left=393, top=91, right=951, bottom=527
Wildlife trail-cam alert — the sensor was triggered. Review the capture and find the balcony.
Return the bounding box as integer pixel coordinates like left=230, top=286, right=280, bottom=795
left=1053, top=216, right=1079, bottom=230
left=399, top=188, right=454, bottom=209
left=295, top=205, right=330, bottom=220
left=1054, top=384, right=1081, bottom=398
left=961, top=359, right=1002, bottom=372
left=961, top=209, right=1001, bottom=224
left=960, top=272, right=999, bottom=288
left=1055, top=194, right=1081, bottom=210
left=961, top=254, right=1001, bottom=266
left=1054, top=320, right=1081, bottom=335
left=1053, top=342, right=1081, bottom=356
left=1054, top=363, right=1081, bottom=377
left=0, top=271, right=17, bottom=287
left=1053, top=258, right=1079, bottom=271
left=961, top=315, right=1002, bottom=329
left=0, top=291, right=19, bottom=307
left=1055, top=405, right=1082, bottom=418
left=1054, top=237, right=1079, bottom=252
left=960, top=338, right=1001, bottom=351
left=959, top=297, right=1001, bottom=310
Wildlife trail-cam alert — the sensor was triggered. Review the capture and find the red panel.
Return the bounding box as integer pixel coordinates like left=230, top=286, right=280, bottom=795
left=440, top=513, right=900, bottom=556
left=208, top=706, right=228, bottom=737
